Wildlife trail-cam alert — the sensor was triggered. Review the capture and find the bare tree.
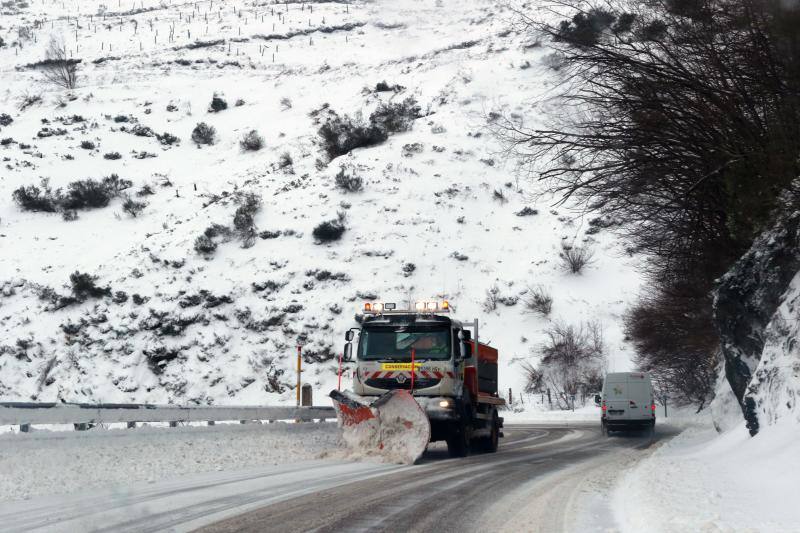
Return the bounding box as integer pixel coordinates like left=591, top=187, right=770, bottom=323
left=536, top=321, right=605, bottom=410
left=498, top=0, right=800, bottom=408
left=40, top=36, right=79, bottom=90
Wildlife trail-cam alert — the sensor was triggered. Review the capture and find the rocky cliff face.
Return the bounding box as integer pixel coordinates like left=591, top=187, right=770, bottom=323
left=714, top=202, right=800, bottom=435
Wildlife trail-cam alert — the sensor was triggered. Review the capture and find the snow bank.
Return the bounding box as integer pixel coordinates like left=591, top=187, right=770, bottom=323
left=614, top=419, right=800, bottom=532
left=0, top=422, right=338, bottom=502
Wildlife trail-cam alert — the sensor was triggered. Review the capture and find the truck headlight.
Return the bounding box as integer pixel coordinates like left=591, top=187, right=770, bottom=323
left=438, top=399, right=451, bottom=408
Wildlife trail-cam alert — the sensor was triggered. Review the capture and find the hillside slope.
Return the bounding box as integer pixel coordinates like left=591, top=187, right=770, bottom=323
left=0, top=0, right=642, bottom=405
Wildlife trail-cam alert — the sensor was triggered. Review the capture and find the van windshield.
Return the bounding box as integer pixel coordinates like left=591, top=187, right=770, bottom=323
left=358, top=326, right=451, bottom=361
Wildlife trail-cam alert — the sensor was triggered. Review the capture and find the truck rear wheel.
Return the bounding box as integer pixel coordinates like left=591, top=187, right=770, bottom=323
left=475, top=411, right=499, bottom=453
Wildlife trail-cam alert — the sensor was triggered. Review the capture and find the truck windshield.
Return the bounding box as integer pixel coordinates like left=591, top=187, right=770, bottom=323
left=358, top=326, right=452, bottom=361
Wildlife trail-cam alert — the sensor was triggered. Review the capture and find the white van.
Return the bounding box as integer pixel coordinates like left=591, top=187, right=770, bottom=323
left=596, top=372, right=656, bottom=434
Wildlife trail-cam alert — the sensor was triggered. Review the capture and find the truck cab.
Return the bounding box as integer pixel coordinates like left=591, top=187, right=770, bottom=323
left=343, top=301, right=504, bottom=457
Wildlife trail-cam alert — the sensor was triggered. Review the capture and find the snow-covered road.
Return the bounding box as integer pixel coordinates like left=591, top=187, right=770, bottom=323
left=0, top=423, right=673, bottom=532
left=197, top=423, right=671, bottom=533
left=0, top=460, right=403, bottom=533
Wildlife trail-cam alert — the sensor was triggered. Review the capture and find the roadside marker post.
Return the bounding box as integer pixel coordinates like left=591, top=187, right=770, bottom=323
left=296, top=345, right=302, bottom=407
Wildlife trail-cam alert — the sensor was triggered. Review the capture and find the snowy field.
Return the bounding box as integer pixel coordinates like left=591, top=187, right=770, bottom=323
left=0, top=0, right=642, bottom=406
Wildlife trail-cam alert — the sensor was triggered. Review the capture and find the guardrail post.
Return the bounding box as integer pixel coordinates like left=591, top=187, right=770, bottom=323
left=74, top=423, right=87, bottom=431
left=301, top=384, right=312, bottom=407
left=127, top=422, right=136, bottom=429
left=20, top=424, right=30, bottom=433
left=207, top=421, right=215, bottom=426
left=169, top=421, right=178, bottom=428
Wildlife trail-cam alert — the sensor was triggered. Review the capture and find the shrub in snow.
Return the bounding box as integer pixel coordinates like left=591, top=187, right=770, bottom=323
left=113, top=115, right=130, bottom=123
left=483, top=284, right=500, bottom=312
left=204, top=223, right=233, bottom=240
left=122, top=197, right=147, bottom=217
left=69, top=271, right=111, bottom=300
left=233, top=192, right=261, bottom=248
left=12, top=182, right=58, bottom=212
left=156, top=131, right=179, bottom=146
left=402, top=142, right=424, bottom=157
left=318, top=113, right=387, bottom=160
left=312, top=212, right=347, bottom=243
left=318, top=98, right=423, bottom=160
left=80, top=140, right=95, bottom=150
left=62, top=179, right=113, bottom=209
left=370, top=97, right=422, bottom=134
left=194, top=234, right=217, bottom=255
left=334, top=166, right=363, bottom=192
left=143, top=345, right=181, bottom=374
left=126, top=124, right=155, bottom=137
left=194, top=223, right=234, bottom=255
left=280, top=97, right=292, bottom=110
left=240, top=129, right=264, bottom=151
left=259, top=230, right=281, bottom=239
left=235, top=98, right=245, bottom=107
left=0, top=113, right=12, bottom=127
left=61, top=209, right=78, bottom=221
left=560, top=244, right=595, bottom=274
left=516, top=206, right=538, bottom=216
left=374, top=81, right=405, bottom=93
left=192, top=122, right=216, bottom=145
left=112, top=291, right=129, bottom=304
left=101, top=174, right=133, bottom=195
left=277, top=151, right=293, bottom=170
left=523, top=285, right=553, bottom=316
left=208, top=94, right=228, bottom=113
left=103, top=151, right=122, bottom=160
left=402, top=262, right=416, bottom=277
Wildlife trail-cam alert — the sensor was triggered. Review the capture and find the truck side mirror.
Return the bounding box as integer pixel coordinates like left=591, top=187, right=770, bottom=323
left=594, top=394, right=601, bottom=405
left=343, top=343, right=353, bottom=362
left=345, top=330, right=354, bottom=342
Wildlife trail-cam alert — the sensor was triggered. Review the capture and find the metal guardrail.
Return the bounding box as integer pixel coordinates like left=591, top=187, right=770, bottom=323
left=0, top=402, right=336, bottom=431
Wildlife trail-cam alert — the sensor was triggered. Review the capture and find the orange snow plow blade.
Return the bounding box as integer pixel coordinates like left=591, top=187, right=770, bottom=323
left=329, top=389, right=431, bottom=464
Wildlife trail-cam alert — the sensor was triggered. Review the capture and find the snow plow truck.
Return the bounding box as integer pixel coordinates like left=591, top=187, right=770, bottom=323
left=330, top=301, right=505, bottom=463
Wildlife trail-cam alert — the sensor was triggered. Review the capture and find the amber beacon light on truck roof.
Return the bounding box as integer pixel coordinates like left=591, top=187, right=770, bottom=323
left=362, top=300, right=451, bottom=314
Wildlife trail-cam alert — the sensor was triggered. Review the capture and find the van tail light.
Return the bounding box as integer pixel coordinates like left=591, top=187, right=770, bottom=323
left=651, top=403, right=656, bottom=411
left=601, top=402, right=607, bottom=412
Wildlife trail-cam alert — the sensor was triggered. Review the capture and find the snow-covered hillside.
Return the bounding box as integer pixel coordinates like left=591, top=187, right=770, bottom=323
left=0, top=0, right=642, bottom=405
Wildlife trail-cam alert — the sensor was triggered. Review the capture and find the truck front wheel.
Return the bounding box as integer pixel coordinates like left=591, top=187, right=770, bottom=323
left=446, top=421, right=471, bottom=458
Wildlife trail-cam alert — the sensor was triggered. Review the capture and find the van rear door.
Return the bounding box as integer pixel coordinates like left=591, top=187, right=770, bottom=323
left=605, top=379, right=629, bottom=419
